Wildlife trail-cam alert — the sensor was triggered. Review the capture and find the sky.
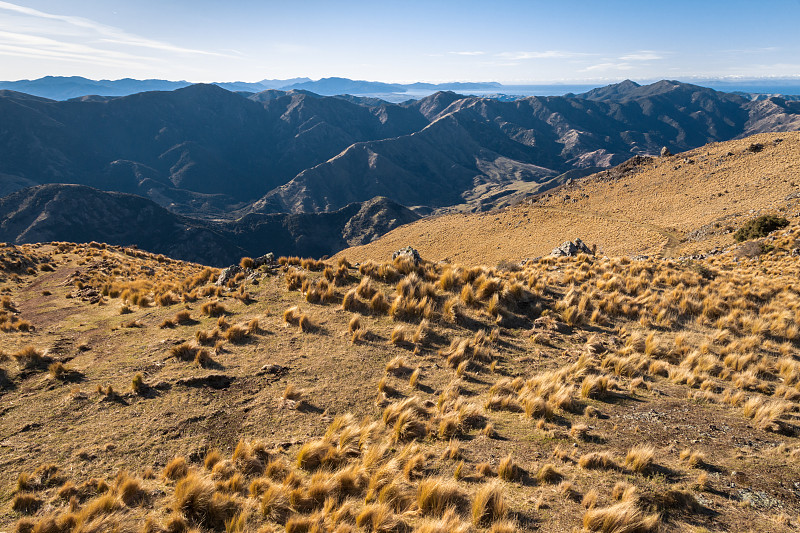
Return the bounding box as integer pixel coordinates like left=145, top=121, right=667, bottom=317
left=1, top=0, right=799, bottom=84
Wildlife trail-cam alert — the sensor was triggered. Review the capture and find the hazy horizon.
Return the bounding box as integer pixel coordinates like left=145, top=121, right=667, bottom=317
left=1, top=0, right=798, bottom=84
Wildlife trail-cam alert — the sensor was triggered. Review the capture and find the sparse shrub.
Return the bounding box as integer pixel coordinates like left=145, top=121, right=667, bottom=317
left=132, top=373, right=146, bottom=394
left=734, top=214, right=789, bottom=242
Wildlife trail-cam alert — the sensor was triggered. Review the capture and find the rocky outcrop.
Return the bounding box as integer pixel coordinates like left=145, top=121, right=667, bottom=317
left=215, top=253, right=276, bottom=286
left=392, top=246, right=422, bottom=265
left=551, top=239, right=593, bottom=257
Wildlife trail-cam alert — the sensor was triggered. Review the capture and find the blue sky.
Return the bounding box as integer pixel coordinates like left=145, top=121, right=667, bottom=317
left=1, top=0, right=799, bottom=83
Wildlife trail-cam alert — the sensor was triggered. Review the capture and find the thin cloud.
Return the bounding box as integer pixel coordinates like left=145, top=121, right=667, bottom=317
left=0, top=30, right=158, bottom=69
left=0, top=1, right=227, bottom=57
left=449, top=51, right=485, bottom=56
left=497, top=50, right=592, bottom=60
left=619, top=51, right=663, bottom=61
left=721, top=46, right=781, bottom=54
left=582, top=62, right=635, bottom=72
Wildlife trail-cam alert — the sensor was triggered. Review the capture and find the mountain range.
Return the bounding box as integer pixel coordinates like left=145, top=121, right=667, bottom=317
left=0, top=185, right=418, bottom=265
left=1, top=79, right=800, bottom=263
left=0, top=76, right=504, bottom=102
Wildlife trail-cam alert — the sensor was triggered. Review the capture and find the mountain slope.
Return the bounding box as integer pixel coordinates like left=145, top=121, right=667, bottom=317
left=0, top=184, right=245, bottom=265
left=258, top=82, right=800, bottom=214
left=337, top=132, right=800, bottom=264
left=1, top=80, right=800, bottom=221
left=3, top=218, right=800, bottom=532
left=0, top=185, right=419, bottom=265
left=0, top=85, right=425, bottom=214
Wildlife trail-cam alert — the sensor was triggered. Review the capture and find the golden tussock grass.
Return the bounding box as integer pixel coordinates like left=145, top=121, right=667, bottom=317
left=536, top=463, right=563, bottom=484
left=471, top=481, right=507, bottom=527
left=200, top=300, right=227, bottom=317
left=497, top=455, right=522, bottom=482
left=162, top=456, right=189, bottom=481
left=416, top=477, right=466, bottom=516
left=624, top=444, right=656, bottom=474
left=582, top=500, right=659, bottom=532
left=579, top=451, right=619, bottom=471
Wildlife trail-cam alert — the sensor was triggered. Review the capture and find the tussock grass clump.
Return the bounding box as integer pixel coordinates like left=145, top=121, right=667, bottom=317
left=642, top=488, right=701, bottom=515
left=283, top=306, right=314, bottom=331
left=497, top=455, right=522, bottom=482
left=196, top=327, right=220, bottom=345
left=582, top=501, right=659, bottom=532
left=115, top=471, right=148, bottom=506
left=163, top=456, right=189, bottom=481
left=131, top=373, right=146, bottom=394
left=260, top=482, right=291, bottom=523
left=370, top=291, right=390, bottom=314
left=12, top=345, right=49, bottom=369
left=386, top=355, right=411, bottom=375
left=409, top=367, right=421, bottom=388
left=536, top=463, right=564, bottom=484
left=348, top=315, right=362, bottom=334
left=679, top=449, right=706, bottom=468
left=170, top=343, right=200, bottom=361
left=472, top=481, right=507, bottom=527
left=417, top=477, right=466, bottom=516
left=48, top=361, right=70, bottom=380
left=11, top=493, right=42, bottom=514
left=173, top=472, right=239, bottom=528
left=283, top=306, right=302, bottom=324
left=580, top=375, right=610, bottom=399
left=194, top=348, right=214, bottom=368
left=579, top=451, right=619, bottom=471
left=200, top=300, right=227, bottom=317
left=625, top=444, right=656, bottom=474
left=224, top=324, right=249, bottom=343
left=390, top=325, right=409, bottom=346
left=356, top=502, right=405, bottom=532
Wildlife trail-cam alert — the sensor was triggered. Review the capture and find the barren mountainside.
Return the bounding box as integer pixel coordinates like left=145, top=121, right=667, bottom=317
left=2, top=80, right=800, bottom=221
left=0, top=185, right=419, bottom=265
left=339, top=132, right=800, bottom=264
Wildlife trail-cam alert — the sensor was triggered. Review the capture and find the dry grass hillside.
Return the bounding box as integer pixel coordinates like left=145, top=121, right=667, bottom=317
left=339, top=132, right=800, bottom=265
left=2, top=211, right=800, bottom=532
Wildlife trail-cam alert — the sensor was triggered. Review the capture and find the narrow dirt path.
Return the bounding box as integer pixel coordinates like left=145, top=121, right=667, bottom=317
left=533, top=205, right=684, bottom=257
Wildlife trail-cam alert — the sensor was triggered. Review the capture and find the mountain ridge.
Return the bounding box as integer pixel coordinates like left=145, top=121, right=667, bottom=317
left=0, top=184, right=419, bottom=265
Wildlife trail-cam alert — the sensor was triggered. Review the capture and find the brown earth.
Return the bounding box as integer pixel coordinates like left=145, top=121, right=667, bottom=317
left=0, top=222, right=799, bottom=531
